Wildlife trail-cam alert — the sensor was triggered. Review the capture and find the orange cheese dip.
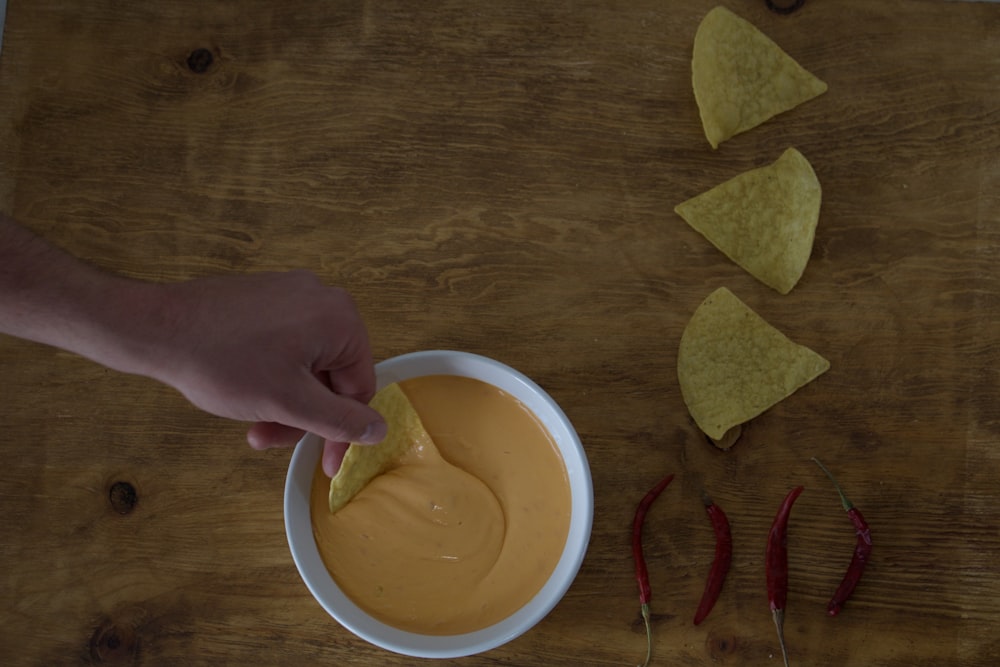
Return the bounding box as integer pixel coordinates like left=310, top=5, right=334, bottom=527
left=309, top=374, right=571, bottom=635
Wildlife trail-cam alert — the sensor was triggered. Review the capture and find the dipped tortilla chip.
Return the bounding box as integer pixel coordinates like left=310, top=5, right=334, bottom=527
left=328, top=383, right=431, bottom=513
left=692, top=6, right=827, bottom=148
left=675, top=147, right=821, bottom=294
left=678, top=287, right=829, bottom=442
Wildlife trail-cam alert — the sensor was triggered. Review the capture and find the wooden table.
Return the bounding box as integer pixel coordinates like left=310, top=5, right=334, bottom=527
left=2, top=1, right=998, bottom=664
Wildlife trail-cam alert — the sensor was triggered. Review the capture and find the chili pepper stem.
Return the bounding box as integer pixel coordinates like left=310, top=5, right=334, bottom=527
left=811, top=457, right=854, bottom=512
left=638, top=603, right=652, bottom=667
left=772, top=608, right=790, bottom=667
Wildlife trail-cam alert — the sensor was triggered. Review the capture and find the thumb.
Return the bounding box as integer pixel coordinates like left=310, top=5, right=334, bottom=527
left=274, top=372, right=387, bottom=445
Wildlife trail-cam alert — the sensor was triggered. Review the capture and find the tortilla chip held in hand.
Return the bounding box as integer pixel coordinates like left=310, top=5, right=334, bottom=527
left=328, top=383, right=429, bottom=513
left=675, top=147, right=821, bottom=294
left=678, top=287, right=829, bottom=442
left=692, top=6, right=827, bottom=148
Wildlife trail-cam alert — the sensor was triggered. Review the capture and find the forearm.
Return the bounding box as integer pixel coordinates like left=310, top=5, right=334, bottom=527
left=1, top=214, right=384, bottom=450
left=0, top=214, right=172, bottom=378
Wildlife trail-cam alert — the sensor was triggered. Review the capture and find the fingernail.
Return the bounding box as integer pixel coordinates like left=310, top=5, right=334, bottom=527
left=358, top=420, right=387, bottom=444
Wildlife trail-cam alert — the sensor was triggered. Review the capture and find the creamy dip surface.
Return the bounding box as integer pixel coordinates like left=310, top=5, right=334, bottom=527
left=309, top=374, right=572, bottom=635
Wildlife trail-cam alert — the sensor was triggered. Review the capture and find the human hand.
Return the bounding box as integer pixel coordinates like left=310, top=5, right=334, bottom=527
left=0, top=216, right=382, bottom=475
left=142, top=270, right=385, bottom=475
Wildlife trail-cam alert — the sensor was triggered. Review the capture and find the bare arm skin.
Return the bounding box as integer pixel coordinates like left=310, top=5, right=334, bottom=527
left=0, top=214, right=385, bottom=475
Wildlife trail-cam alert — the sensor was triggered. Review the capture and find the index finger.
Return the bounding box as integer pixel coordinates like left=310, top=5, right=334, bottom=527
left=321, top=353, right=377, bottom=405
left=323, top=440, right=350, bottom=477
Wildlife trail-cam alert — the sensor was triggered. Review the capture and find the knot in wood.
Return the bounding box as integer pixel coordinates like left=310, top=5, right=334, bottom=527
left=108, top=481, right=138, bottom=515
left=89, top=618, right=139, bottom=662
left=765, top=0, right=806, bottom=14
left=186, top=48, right=214, bottom=73
left=706, top=631, right=741, bottom=661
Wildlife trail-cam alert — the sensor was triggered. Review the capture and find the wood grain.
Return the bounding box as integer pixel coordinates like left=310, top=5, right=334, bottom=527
left=1, top=1, right=999, bottom=665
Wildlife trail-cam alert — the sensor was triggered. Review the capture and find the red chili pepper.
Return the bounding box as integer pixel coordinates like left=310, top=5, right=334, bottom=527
left=813, top=458, right=873, bottom=616
left=632, top=473, right=674, bottom=667
left=693, top=495, right=732, bottom=625
left=766, top=485, right=804, bottom=667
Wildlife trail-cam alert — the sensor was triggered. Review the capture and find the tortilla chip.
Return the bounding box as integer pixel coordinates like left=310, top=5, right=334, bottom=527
left=692, top=6, right=827, bottom=148
left=328, top=383, right=430, bottom=513
left=675, top=147, right=821, bottom=294
left=677, top=287, right=829, bottom=442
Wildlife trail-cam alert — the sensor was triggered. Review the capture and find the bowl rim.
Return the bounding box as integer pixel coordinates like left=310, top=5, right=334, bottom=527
left=284, top=350, right=593, bottom=658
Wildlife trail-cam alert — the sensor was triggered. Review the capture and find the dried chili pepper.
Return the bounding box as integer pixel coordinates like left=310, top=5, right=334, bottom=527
left=813, top=458, right=873, bottom=616
left=766, top=485, right=804, bottom=667
left=693, top=495, right=732, bottom=625
left=631, top=473, right=674, bottom=667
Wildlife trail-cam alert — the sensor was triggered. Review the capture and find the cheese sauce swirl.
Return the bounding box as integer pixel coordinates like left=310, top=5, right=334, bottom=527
left=310, top=375, right=570, bottom=635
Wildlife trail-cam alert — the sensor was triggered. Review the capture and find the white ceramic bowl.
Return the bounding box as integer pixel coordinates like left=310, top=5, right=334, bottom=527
left=284, top=350, right=594, bottom=658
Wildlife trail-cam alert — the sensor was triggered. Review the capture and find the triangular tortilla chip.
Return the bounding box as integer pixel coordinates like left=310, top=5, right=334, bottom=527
left=328, top=383, right=431, bottom=513
left=692, top=6, right=828, bottom=148
left=675, top=147, right=821, bottom=294
left=677, top=287, right=829, bottom=441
